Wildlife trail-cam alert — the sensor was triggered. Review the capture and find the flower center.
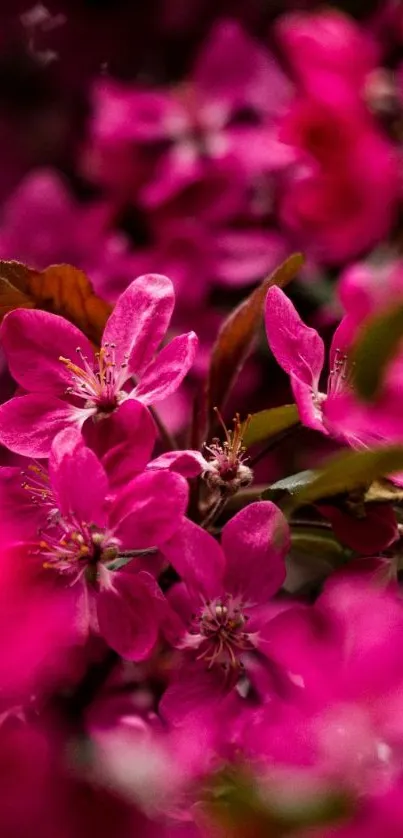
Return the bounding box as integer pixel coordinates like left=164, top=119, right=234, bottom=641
left=59, top=343, right=130, bottom=415
left=187, top=595, right=254, bottom=672
left=327, top=348, right=353, bottom=397
left=204, top=411, right=253, bottom=494
left=38, top=519, right=120, bottom=583
left=21, top=462, right=54, bottom=505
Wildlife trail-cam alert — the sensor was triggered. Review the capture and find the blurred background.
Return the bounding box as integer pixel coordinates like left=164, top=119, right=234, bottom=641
left=0, top=0, right=402, bottom=477
left=1, top=5, right=403, bottom=838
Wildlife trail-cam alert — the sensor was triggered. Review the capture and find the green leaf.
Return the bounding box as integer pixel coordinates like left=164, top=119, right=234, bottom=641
left=243, top=404, right=300, bottom=448
left=206, top=253, right=304, bottom=435
left=285, top=526, right=349, bottom=594
left=202, top=767, right=352, bottom=837
left=364, top=478, right=403, bottom=504
left=289, top=446, right=403, bottom=508
left=352, top=302, right=403, bottom=401
left=262, top=470, right=316, bottom=503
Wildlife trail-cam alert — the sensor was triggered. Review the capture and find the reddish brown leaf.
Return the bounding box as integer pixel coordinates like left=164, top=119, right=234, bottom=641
left=0, top=261, right=112, bottom=344
left=206, top=253, right=304, bottom=434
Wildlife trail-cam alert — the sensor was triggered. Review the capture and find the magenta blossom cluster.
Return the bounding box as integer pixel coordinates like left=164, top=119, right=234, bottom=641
left=1, top=2, right=403, bottom=835
left=2, top=261, right=403, bottom=838
left=0, top=5, right=401, bottom=437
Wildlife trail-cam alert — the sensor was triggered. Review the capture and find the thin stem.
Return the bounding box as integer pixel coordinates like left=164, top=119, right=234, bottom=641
left=290, top=518, right=332, bottom=530
left=201, top=494, right=229, bottom=529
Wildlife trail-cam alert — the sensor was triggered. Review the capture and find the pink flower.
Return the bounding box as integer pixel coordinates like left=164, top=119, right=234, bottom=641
left=0, top=536, right=79, bottom=703
left=265, top=285, right=391, bottom=449
left=0, top=168, right=142, bottom=296
left=244, top=579, right=403, bottom=793
left=0, top=272, right=197, bottom=457
left=338, top=257, right=403, bottom=340
left=0, top=714, right=192, bottom=838
left=159, top=502, right=289, bottom=723
left=276, top=9, right=379, bottom=109
left=0, top=425, right=189, bottom=660
left=318, top=503, right=398, bottom=556
left=277, top=98, right=399, bottom=263
left=276, top=10, right=399, bottom=263
left=316, top=259, right=403, bottom=458
left=87, top=20, right=290, bottom=204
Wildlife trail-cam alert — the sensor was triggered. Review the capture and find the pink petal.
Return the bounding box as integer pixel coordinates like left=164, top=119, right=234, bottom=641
left=167, top=582, right=195, bottom=628
left=93, top=400, right=157, bottom=487
left=328, top=314, right=357, bottom=369
left=137, top=570, right=185, bottom=647
left=265, top=286, right=324, bottom=390
left=215, top=228, right=288, bottom=287
left=161, top=519, right=225, bottom=601
left=160, top=659, right=228, bottom=725
left=49, top=427, right=108, bottom=527
left=0, top=467, right=44, bottom=540
left=91, top=79, right=174, bottom=143
left=318, top=581, right=403, bottom=700
left=113, top=470, right=189, bottom=549
left=133, top=332, right=198, bottom=404
left=224, top=126, right=296, bottom=176
left=193, top=19, right=290, bottom=115
left=102, top=274, right=175, bottom=376
left=324, top=391, right=403, bottom=448
left=260, top=605, right=341, bottom=706
left=147, top=449, right=207, bottom=478
left=319, top=503, right=398, bottom=555
left=221, top=502, right=289, bottom=604
left=0, top=394, right=79, bottom=457
left=140, top=151, right=202, bottom=210
left=97, top=568, right=159, bottom=660
left=291, top=378, right=327, bottom=435
left=0, top=309, right=94, bottom=395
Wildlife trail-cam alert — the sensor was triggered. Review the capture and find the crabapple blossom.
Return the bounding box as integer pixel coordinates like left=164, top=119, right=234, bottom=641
left=0, top=425, right=189, bottom=660
left=159, top=502, right=290, bottom=723
left=0, top=273, right=197, bottom=457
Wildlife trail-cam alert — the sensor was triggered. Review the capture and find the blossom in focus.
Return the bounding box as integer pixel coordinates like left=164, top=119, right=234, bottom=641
left=0, top=272, right=197, bottom=456
left=0, top=425, right=189, bottom=659
left=159, top=502, right=289, bottom=723
left=265, top=284, right=394, bottom=450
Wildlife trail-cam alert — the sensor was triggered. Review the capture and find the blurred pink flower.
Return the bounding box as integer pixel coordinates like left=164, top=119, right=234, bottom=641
left=318, top=503, right=398, bottom=555
left=339, top=257, right=403, bottom=337
left=243, top=579, right=403, bottom=791
left=276, top=9, right=399, bottom=263
left=0, top=536, right=79, bottom=702
left=277, top=98, right=399, bottom=263
left=86, top=19, right=291, bottom=203
left=320, top=259, right=403, bottom=461
left=81, top=18, right=291, bottom=303
left=0, top=168, right=142, bottom=293
left=276, top=9, right=379, bottom=108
